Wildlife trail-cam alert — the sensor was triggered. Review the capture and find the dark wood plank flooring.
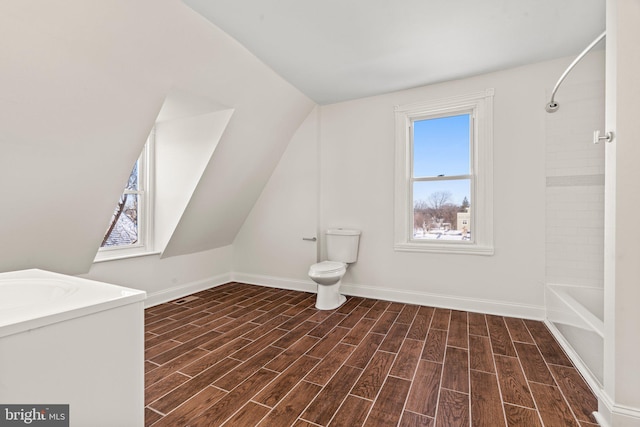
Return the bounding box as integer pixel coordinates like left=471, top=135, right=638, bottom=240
left=144, top=283, right=598, bottom=427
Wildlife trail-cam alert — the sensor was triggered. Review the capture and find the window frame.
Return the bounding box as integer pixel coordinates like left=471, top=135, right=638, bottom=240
left=394, top=89, right=494, bottom=255
left=95, top=130, right=156, bottom=262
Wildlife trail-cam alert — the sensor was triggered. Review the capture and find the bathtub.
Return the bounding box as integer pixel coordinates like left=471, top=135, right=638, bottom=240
left=545, top=283, right=604, bottom=386
left=546, top=283, right=603, bottom=337
left=0, top=269, right=145, bottom=338
left=0, top=269, right=146, bottom=426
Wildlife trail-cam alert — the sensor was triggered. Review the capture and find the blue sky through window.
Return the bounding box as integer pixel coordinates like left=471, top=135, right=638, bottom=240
left=413, top=114, right=470, bottom=206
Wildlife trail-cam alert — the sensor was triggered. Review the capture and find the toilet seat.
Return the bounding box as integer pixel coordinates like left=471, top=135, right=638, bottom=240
left=309, top=261, right=346, bottom=275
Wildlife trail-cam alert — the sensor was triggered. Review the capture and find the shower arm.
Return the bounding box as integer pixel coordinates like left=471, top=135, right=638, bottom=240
left=546, top=30, right=606, bottom=113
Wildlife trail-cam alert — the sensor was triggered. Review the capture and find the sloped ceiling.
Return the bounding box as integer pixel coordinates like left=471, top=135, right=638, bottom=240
left=183, top=0, right=605, bottom=104
left=0, top=0, right=171, bottom=274
left=0, top=0, right=314, bottom=274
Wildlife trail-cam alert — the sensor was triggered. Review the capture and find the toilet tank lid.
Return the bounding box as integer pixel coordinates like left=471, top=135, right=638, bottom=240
left=327, top=228, right=361, bottom=236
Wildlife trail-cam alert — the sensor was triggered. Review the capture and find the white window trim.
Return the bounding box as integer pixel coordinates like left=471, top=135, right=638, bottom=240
left=94, top=130, right=156, bottom=262
left=394, top=89, right=494, bottom=255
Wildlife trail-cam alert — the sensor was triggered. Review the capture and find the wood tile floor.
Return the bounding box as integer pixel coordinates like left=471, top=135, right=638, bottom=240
left=144, top=283, right=598, bottom=427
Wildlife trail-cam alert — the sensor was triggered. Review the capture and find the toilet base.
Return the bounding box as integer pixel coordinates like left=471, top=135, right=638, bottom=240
left=315, top=281, right=347, bottom=310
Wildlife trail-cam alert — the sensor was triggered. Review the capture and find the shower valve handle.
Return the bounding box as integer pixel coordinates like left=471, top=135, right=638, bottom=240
left=593, top=130, right=614, bottom=144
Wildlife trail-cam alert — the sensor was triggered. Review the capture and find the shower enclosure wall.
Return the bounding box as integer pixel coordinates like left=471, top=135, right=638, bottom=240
left=545, top=78, right=605, bottom=389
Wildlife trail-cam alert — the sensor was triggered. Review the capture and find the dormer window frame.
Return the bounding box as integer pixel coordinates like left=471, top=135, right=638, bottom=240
left=94, top=130, right=156, bottom=262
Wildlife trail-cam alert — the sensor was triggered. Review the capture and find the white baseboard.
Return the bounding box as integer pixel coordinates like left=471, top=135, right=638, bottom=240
left=340, top=282, right=545, bottom=319
left=592, top=410, right=611, bottom=427
left=231, top=272, right=316, bottom=294
left=145, top=271, right=544, bottom=319
left=230, top=272, right=544, bottom=320
left=596, top=389, right=640, bottom=427
left=144, top=273, right=232, bottom=307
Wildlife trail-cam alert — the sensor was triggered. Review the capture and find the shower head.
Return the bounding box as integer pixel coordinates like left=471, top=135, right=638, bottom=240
left=545, top=101, right=559, bottom=113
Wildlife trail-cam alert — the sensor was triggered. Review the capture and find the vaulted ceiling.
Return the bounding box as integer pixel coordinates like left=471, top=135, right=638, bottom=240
left=184, top=0, right=605, bottom=104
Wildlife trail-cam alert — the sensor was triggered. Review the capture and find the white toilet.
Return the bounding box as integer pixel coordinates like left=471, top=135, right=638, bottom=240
left=308, top=228, right=361, bottom=310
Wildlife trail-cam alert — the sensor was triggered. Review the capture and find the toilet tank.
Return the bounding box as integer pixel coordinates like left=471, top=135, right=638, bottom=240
left=326, top=229, right=361, bottom=263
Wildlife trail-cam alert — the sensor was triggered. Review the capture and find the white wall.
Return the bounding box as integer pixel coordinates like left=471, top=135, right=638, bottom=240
left=233, top=107, right=320, bottom=290
left=545, top=80, right=605, bottom=288
left=80, top=246, right=232, bottom=305
left=0, top=0, right=314, bottom=275
left=234, top=53, right=606, bottom=319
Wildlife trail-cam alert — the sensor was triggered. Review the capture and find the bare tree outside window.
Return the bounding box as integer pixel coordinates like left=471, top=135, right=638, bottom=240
left=414, top=190, right=469, bottom=239
left=101, top=161, right=140, bottom=247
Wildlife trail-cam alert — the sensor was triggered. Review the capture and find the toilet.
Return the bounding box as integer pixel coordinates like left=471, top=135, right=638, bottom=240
left=308, top=228, right=361, bottom=310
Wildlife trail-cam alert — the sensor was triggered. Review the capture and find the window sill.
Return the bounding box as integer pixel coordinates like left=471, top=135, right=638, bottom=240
left=93, top=249, right=161, bottom=263
left=394, top=242, right=494, bottom=256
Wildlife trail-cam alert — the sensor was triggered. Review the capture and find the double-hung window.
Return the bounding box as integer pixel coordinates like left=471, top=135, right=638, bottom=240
left=394, top=89, right=494, bottom=255
left=96, top=130, right=155, bottom=260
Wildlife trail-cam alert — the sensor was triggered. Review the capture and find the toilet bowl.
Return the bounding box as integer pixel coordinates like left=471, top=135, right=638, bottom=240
left=308, top=228, right=360, bottom=310
left=308, top=261, right=347, bottom=310
left=309, top=228, right=360, bottom=310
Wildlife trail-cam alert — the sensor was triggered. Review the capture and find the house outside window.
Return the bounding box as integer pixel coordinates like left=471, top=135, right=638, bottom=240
left=394, top=89, right=494, bottom=255
left=96, top=131, right=154, bottom=260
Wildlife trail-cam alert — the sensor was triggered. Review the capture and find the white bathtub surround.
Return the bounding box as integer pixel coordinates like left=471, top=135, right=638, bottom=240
left=545, top=80, right=605, bottom=291
left=0, top=269, right=146, bottom=427
left=546, top=284, right=603, bottom=337
left=545, top=284, right=604, bottom=393
left=544, top=78, right=606, bottom=399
